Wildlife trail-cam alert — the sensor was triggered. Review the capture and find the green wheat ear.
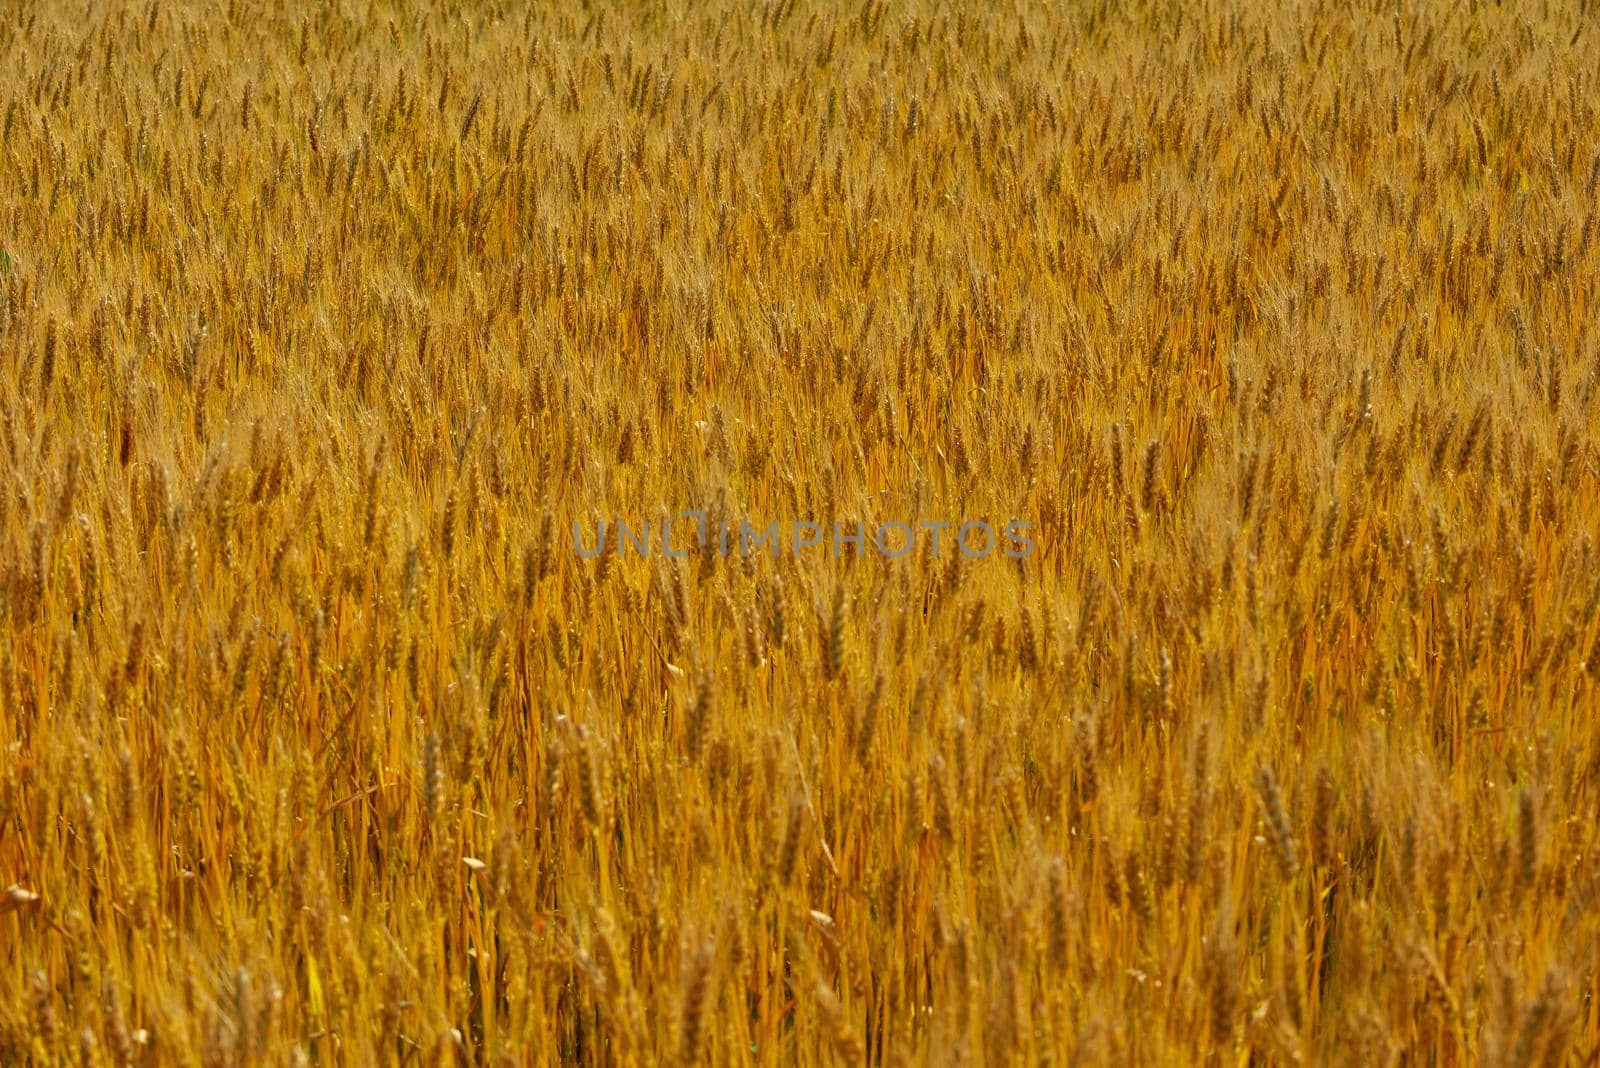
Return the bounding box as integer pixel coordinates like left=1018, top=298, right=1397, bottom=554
left=0, top=249, right=12, bottom=276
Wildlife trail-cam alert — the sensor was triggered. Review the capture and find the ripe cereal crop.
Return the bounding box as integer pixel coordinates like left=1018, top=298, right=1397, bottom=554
left=3, top=0, right=1600, bottom=1063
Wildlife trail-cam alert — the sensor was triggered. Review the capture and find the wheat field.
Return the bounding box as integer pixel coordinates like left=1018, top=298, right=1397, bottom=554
left=2, top=0, right=1600, bottom=1063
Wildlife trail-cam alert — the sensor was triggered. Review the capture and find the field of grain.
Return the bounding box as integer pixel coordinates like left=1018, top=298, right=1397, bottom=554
left=3, top=0, right=1600, bottom=1063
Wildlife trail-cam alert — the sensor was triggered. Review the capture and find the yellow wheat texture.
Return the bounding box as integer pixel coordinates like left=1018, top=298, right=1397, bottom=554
left=2, top=0, right=1599, bottom=1063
